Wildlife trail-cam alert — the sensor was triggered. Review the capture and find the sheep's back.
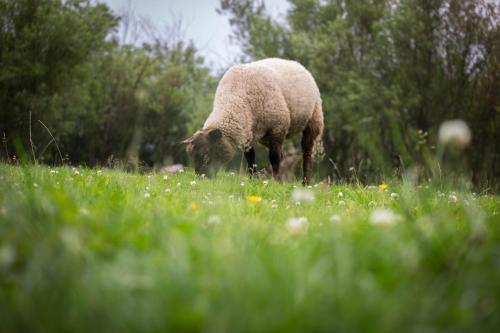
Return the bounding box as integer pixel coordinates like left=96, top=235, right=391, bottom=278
left=205, top=58, right=321, bottom=147
left=250, top=58, right=320, bottom=135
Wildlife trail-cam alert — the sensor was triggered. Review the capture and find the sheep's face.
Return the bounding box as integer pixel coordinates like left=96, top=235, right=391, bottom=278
left=183, top=128, right=233, bottom=177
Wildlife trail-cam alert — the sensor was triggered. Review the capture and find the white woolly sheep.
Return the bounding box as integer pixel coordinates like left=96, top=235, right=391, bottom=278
left=183, top=58, right=324, bottom=184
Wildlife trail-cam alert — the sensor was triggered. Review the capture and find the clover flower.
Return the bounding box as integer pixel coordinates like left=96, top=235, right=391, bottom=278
left=390, top=192, right=399, bottom=200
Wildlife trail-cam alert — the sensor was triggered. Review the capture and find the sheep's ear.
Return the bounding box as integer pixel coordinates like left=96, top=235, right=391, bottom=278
left=208, top=128, right=223, bottom=141
left=180, top=136, right=194, bottom=145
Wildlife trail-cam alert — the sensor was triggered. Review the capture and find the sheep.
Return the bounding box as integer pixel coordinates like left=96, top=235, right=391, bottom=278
left=183, top=58, right=324, bottom=184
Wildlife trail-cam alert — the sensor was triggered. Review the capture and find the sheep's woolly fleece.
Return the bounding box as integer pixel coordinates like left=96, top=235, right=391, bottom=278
left=203, top=58, right=324, bottom=149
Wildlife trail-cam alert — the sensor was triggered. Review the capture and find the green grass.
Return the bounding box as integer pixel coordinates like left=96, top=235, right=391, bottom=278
left=1, top=164, right=499, bottom=332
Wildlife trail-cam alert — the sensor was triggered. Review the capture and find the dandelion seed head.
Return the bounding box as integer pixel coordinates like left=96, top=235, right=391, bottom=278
left=438, top=119, right=471, bottom=148
left=370, top=209, right=401, bottom=225
left=286, top=217, right=308, bottom=233
left=291, top=188, right=315, bottom=203
left=330, top=215, right=342, bottom=223
left=390, top=192, right=400, bottom=200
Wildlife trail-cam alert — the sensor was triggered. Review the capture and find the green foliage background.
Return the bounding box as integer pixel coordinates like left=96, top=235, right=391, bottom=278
left=0, top=0, right=499, bottom=187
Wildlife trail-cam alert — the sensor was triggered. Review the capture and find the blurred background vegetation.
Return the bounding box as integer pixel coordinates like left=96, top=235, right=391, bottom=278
left=1, top=0, right=498, bottom=188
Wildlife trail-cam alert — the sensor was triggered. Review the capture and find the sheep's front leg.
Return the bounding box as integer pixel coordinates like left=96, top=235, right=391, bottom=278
left=244, top=147, right=256, bottom=176
left=301, top=127, right=315, bottom=185
left=269, top=142, right=283, bottom=181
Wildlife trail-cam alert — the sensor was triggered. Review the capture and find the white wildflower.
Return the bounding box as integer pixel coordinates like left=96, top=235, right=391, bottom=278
left=271, top=204, right=278, bottom=208
left=330, top=215, right=342, bottom=223
left=164, top=188, right=171, bottom=193
left=338, top=200, right=346, bottom=206
left=33, top=183, right=38, bottom=188
left=286, top=217, right=308, bottom=233
left=50, top=169, right=57, bottom=174
left=0, top=244, right=16, bottom=269
left=390, top=192, right=400, bottom=200
left=370, top=209, right=401, bottom=225
left=291, top=188, right=315, bottom=204
left=307, top=185, right=312, bottom=189
left=97, top=170, right=103, bottom=175
left=201, top=174, right=206, bottom=178
left=144, top=192, right=150, bottom=198
left=438, top=119, right=471, bottom=148
left=59, top=228, right=82, bottom=254
left=190, top=180, right=197, bottom=186
left=263, top=180, right=269, bottom=186
left=207, top=215, right=221, bottom=225
left=448, top=194, right=458, bottom=203
left=349, top=167, right=355, bottom=172
left=437, top=191, right=445, bottom=198
left=163, top=175, right=168, bottom=180
left=240, top=182, right=245, bottom=187
left=337, top=192, right=344, bottom=198
left=176, top=182, right=181, bottom=187
left=230, top=172, right=235, bottom=176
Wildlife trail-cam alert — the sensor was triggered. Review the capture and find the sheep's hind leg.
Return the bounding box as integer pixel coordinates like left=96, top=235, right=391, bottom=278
left=244, top=147, right=256, bottom=176
left=301, top=125, right=317, bottom=185
left=269, top=142, right=283, bottom=181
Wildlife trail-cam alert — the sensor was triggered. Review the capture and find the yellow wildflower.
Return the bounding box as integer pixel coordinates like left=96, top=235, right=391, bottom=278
left=189, top=202, right=198, bottom=210
left=247, top=195, right=262, bottom=203
left=378, top=183, right=388, bottom=190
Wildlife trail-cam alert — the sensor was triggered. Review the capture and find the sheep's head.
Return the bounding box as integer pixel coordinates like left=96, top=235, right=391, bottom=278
left=182, top=128, right=234, bottom=177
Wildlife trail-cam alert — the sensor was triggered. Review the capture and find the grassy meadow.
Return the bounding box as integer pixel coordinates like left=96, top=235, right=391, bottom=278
left=1, top=164, right=499, bottom=332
